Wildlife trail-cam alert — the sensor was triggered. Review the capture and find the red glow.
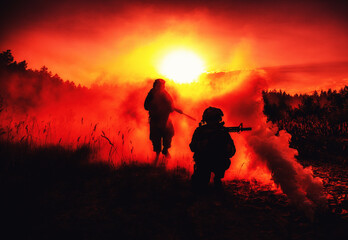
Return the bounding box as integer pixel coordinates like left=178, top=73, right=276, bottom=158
left=1, top=1, right=347, bottom=89
left=1, top=0, right=345, bottom=214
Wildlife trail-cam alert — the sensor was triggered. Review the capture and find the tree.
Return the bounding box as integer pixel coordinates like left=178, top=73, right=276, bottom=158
left=0, top=50, right=14, bottom=67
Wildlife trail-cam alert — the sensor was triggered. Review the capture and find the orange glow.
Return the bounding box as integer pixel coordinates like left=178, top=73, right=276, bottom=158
left=0, top=1, right=344, bottom=213
left=158, top=49, right=205, bottom=84
left=2, top=3, right=347, bottom=90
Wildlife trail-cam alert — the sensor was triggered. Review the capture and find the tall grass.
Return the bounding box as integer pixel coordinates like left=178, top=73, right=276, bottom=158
left=0, top=110, right=140, bottom=166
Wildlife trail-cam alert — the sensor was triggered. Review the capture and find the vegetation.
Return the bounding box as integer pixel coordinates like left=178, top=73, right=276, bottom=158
left=0, top=50, right=91, bottom=114
left=1, top=49, right=348, bottom=239
left=1, top=140, right=347, bottom=240
left=263, top=88, right=348, bottom=164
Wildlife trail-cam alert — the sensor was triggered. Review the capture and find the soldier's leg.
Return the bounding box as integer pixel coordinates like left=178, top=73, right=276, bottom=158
left=151, top=137, right=161, bottom=154
left=213, top=159, right=230, bottom=189
left=213, top=173, right=223, bottom=189
left=213, top=160, right=231, bottom=189
left=162, top=121, right=174, bottom=157
left=150, top=126, right=162, bottom=165
left=162, top=135, right=172, bottom=157
left=150, top=124, right=162, bottom=154
left=191, top=163, right=211, bottom=191
left=151, top=138, right=161, bottom=166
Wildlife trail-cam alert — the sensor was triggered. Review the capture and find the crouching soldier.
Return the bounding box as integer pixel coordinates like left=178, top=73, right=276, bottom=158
left=190, top=107, right=236, bottom=191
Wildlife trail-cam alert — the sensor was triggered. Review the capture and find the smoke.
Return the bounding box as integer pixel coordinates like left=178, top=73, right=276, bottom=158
left=0, top=52, right=328, bottom=216
left=0, top=64, right=155, bottom=162
left=248, top=128, right=327, bottom=214
left=263, top=61, right=348, bottom=94
left=2, top=0, right=345, bottom=218
left=167, top=70, right=328, bottom=216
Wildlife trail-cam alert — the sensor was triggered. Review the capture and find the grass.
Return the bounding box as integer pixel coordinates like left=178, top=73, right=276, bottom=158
left=1, top=140, right=347, bottom=240
left=0, top=113, right=138, bottom=166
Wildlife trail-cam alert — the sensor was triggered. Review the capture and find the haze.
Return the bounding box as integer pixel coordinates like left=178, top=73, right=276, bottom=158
left=1, top=0, right=347, bottom=92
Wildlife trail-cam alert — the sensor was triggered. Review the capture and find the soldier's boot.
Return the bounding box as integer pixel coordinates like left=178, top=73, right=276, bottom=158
left=162, top=148, right=171, bottom=159
left=214, top=177, right=223, bottom=190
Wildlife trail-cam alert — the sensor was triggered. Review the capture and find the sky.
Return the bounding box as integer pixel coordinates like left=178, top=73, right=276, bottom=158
left=1, top=0, right=348, bottom=92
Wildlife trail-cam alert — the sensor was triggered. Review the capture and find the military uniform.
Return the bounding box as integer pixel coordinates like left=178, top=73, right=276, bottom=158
left=144, top=79, right=174, bottom=155
left=190, top=107, right=236, bottom=189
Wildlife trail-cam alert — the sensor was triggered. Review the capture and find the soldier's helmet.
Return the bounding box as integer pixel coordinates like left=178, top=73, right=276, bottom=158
left=153, top=78, right=165, bottom=88
left=202, top=107, right=224, bottom=124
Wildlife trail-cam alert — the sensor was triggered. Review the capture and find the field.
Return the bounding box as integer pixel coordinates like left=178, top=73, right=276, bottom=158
left=1, top=140, right=347, bottom=240
left=1, top=51, right=348, bottom=239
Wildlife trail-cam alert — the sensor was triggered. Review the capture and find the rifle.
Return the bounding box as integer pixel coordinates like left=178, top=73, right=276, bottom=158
left=225, top=123, right=252, bottom=133
left=174, top=108, right=196, bottom=121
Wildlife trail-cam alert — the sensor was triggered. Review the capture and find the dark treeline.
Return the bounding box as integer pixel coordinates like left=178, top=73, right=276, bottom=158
left=263, top=88, right=348, bottom=164
left=1, top=49, right=347, bottom=164
left=0, top=49, right=94, bottom=113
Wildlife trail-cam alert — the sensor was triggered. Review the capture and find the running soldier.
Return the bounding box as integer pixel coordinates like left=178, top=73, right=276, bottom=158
left=144, top=79, right=175, bottom=163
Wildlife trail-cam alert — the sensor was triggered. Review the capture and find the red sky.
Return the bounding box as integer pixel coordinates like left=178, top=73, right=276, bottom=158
left=1, top=0, right=347, bottom=92
left=0, top=1, right=339, bottom=207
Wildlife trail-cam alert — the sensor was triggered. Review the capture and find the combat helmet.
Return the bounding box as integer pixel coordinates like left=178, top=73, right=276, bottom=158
left=153, top=78, right=165, bottom=88
left=202, top=107, right=224, bottom=124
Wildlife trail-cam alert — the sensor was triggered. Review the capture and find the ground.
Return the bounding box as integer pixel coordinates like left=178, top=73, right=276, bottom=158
left=1, top=143, right=347, bottom=240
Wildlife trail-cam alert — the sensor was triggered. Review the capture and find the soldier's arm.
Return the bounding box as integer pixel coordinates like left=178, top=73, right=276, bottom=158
left=189, top=129, right=200, bottom=152
left=164, top=91, right=175, bottom=112
left=226, top=134, right=236, bottom=158
left=144, top=90, right=153, bottom=111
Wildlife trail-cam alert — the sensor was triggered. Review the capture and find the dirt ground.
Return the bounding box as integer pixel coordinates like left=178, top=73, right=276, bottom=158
left=303, top=161, right=348, bottom=216
left=1, top=143, right=347, bottom=240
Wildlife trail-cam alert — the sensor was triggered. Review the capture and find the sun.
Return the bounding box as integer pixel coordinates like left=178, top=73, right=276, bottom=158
left=158, top=50, right=205, bottom=84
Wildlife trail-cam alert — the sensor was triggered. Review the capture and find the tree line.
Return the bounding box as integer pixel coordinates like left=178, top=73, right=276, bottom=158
left=0, top=49, right=90, bottom=113
left=1, top=49, right=347, bottom=163
left=263, top=87, right=348, bottom=164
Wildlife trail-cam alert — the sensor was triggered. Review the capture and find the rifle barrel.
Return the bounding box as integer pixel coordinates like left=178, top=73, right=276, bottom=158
left=175, top=109, right=196, bottom=121
left=225, top=126, right=252, bottom=132
left=183, top=113, right=196, bottom=121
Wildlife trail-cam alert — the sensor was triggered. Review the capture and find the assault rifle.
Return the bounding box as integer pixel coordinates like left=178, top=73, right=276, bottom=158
left=198, top=121, right=252, bottom=132
left=174, top=108, right=196, bottom=121
left=224, top=123, right=252, bottom=133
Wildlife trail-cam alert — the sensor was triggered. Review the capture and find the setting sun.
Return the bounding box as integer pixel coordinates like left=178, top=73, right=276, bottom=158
left=158, top=50, right=205, bottom=84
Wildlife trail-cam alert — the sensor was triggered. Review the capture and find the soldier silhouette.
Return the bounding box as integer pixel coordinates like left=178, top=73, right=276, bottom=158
left=144, top=79, right=177, bottom=164
left=190, top=107, right=236, bottom=191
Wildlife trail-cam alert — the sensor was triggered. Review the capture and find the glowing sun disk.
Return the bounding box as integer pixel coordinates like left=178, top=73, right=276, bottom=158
left=159, top=50, right=205, bottom=84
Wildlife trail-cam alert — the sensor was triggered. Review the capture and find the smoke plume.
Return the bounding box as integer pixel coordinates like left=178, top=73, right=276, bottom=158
left=172, top=70, right=328, bottom=216
left=0, top=52, right=328, bottom=216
